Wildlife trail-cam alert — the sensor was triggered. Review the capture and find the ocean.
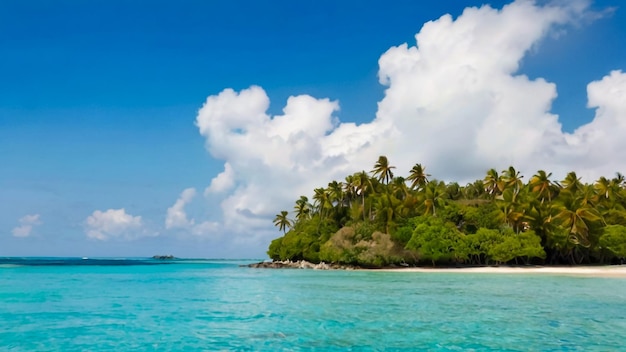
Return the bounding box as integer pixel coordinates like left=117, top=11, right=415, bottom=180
left=1, top=258, right=625, bottom=351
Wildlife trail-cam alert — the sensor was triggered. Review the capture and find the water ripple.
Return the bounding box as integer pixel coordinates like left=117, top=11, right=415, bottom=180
left=1, top=265, right=625, bottom=350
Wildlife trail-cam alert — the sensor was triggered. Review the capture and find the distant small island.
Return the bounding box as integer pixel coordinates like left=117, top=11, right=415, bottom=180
left=152, top=255, right=176, bottom=260
left=266, top=156, right=626, bottom=268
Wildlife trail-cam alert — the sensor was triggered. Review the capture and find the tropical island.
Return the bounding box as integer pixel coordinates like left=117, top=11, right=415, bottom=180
left=266, top=156, right=626, bottom=268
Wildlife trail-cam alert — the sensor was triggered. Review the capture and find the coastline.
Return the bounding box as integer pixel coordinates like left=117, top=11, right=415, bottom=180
left=247, top=260, right=358, bottom=270
left=369, top=265, right=626, bottom=278
left=248, top=260, right=626, bottom=277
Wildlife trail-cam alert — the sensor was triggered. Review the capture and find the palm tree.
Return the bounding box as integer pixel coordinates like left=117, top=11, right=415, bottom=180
left=595, top=176, right=613, bottom=200
left=445, top=182, right=462, bottom=200
left=497, top=187, right=527, bottom=232
left=273, top=211, right=292, bottom=234
left=312, top=187, right=331, bottom=219
left=420, top=181, right=446, bottom=216
left=484, top=169, right=503, bottom=197
left=294, top=196, right=311, bottom=222
left=406, top=163, right=430, bottom=190
left=463, top=180, right=486, bottom=200
left=371, top=156, right=395, bottom=185
left=577, top=184, right=598, bottom=207
left=327, top=180, right=345, bottom=209
left=354, top=171, right=372, bottom=221
left=326, top=180, right=349, bottom=225
left=501, top=166, right=523, bottom=194
left=374, top=192, right=404, bottom=234
left=526, top=197, right=559, bottom=247
left=613, top=172, right=625, bottom=188
left=390, top=176, right=409, bottom=200
left=595, top=176, right=622, bottom=205
left=594, top=177, right=625, bottom=220
left=343, top=175, right=358, bottom=203
left=561, top=171, right=582, bottom=194
left=553, top=193, right=603, bottom=248
left=529, top=170, right=558, bottom=203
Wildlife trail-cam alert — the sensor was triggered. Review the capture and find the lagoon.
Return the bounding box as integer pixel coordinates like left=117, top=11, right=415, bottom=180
left=1, top=259, right=625, bottom=351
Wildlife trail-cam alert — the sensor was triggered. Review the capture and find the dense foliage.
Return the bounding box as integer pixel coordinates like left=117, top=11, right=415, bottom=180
left=269, top=156, right=626, bottom=267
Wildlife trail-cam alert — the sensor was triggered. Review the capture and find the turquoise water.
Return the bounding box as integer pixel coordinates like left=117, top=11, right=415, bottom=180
left=1, top=259, right=625, bottom=351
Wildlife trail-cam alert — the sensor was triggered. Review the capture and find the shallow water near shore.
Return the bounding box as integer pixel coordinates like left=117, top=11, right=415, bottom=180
left=2, top=258, right=625, bottom=351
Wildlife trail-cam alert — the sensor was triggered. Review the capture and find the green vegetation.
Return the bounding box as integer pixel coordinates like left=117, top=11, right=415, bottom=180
left=268, top=157, right=626, bottom=267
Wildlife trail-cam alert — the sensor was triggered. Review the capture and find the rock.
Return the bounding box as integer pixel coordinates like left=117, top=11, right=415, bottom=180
left=314, top=262, right=330, bottom=270
left=152, top=255, right=175, bottom=260
left=245, top=260, right=357, bottom=270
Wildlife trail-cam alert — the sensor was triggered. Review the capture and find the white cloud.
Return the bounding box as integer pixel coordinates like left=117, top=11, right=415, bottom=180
left=194, top=0, right=623, bottom=245
left=166, top=188, right=197, bottom=229
left=190, top=221, right=220, bottom=237
left=12, top=214, right=41, bottom=238
left=165, top=188, right=220, bottom=237
left=85, top=208, right=143, bottom=241
left=204, top=163, right=235, bottom=195
left=562, top=69, right=626, bottom=180
left=196, top=86, right=347, bottom=237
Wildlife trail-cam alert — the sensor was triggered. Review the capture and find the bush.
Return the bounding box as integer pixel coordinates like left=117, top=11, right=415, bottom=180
left=599, top=225, right=626, bottom=259
left=405, top=216, right=466, bottom=266
left=465, top=227, right=545, bottom=265
left=319, top=226, right=405, bottom=267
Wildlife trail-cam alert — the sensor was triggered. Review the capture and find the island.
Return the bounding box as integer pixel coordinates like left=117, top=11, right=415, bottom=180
left=152, top=255, right=176, bottom=260
left=264, top=156, right=626, bottom=268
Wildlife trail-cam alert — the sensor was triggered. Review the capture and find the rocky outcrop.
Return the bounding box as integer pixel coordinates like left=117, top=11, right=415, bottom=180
left=246, top=260, right=357, bottom=270
left=152, top=255, right=176, bottom=260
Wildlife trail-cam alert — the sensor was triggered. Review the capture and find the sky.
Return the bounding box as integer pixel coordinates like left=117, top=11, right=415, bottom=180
left=1, top=0, right=625, bottom=258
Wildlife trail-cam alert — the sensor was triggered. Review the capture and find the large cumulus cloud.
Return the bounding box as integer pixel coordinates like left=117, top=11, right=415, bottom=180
left=194, top=0, right=626, bottom=243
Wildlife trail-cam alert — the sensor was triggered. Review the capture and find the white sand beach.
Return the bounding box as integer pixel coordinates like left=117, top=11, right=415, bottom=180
left=374, top=265, right=626, bottom=278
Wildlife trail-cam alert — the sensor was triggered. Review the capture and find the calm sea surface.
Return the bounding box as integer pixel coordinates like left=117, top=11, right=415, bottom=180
left=1, top=258, right=625, bottom=351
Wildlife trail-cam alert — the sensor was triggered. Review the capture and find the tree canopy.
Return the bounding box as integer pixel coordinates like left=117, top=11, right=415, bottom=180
left=269, top=157, right=626, bottom=267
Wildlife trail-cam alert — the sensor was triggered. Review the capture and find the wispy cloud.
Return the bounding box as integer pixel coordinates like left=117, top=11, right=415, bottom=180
left=12, top=214, right=41, bottom=238
left=166, top=188, right=220, bottom=237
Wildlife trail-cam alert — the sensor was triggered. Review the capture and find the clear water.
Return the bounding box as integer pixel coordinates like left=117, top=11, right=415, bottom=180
left=1, top=258, right=625, bottom=351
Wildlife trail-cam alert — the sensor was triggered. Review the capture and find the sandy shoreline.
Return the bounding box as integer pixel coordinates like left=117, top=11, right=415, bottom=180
left=371, top=265, right=626, bottom=277
left=249, top=260, right=626, bottom=277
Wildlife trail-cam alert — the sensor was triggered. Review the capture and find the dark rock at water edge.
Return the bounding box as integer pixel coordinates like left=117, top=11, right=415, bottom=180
left=152, top=255, right=176, bottom=260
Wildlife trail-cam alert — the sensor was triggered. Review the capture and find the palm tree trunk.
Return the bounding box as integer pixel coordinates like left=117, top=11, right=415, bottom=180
left=362, top=194, right=366, bottom=222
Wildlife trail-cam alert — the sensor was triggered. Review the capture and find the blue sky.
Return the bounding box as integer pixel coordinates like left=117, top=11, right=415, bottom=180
left=1, top=0, right=625, bottom=258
